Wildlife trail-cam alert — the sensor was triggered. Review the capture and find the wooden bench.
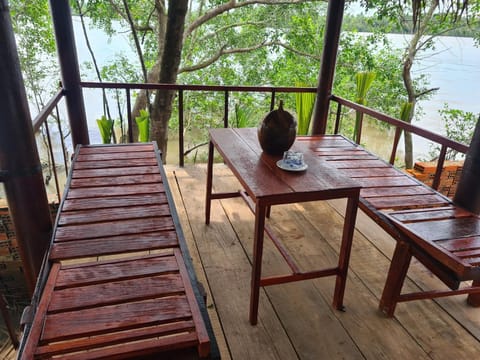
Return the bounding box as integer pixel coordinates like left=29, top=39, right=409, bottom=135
left=19, top=143, right=217, bottom=359
left=297, top=135, right=480, bottom=316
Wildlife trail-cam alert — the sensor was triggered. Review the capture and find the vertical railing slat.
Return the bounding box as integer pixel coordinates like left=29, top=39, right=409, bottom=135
left=179, top=90, right=185, bottom=167
left=432, top=145, right=448, bottom=190
left=389, top=127, right=403, bottom=165
left=126, top=88, right=133, bottom=143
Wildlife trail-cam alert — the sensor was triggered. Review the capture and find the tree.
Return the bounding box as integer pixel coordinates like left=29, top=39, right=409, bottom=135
left=361, top=0, right=480, bottom=168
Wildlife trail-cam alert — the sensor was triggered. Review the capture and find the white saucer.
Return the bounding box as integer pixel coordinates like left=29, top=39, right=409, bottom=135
left=276, top=160, right=308, bottom=172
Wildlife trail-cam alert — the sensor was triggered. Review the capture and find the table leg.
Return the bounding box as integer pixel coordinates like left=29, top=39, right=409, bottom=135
left=333, top=195, right=359, bottom=311
left=249, top=202, right=267, bottom=325
left=205, top=141, right=214, bottom=225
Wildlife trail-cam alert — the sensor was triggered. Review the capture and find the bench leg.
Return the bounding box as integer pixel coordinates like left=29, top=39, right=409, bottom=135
left=379, top=240, right=412, bottom=317
left=467, top=280, right=480, bottom=307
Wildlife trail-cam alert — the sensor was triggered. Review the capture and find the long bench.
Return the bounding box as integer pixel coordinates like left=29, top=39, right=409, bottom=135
left=19, top=143, right=217, bottom=359
left=297, top=134, right=480, bottom=316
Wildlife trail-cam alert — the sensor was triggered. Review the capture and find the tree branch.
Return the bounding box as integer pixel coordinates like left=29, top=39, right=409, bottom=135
left=185, top=0, right=318, bottom=37
left=179, top=38, right=321, bottom=73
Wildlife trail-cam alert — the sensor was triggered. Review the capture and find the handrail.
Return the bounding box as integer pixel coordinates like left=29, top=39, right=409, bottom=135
left=32, top=89, right=65, bottom=133
left=331, top=95, right=469, bottom=154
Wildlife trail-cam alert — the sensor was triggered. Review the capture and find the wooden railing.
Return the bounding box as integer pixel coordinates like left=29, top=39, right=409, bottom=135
left=29, top=82, right=470, bottom=194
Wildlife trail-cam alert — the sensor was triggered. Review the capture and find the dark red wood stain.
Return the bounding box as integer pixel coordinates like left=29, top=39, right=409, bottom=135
left=21, top=143, right=211, bottom=359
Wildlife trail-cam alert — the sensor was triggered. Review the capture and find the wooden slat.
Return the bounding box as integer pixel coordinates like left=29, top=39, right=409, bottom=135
left=361, top=186, right=434, bottom=197
left=78, top=144, right=154, bottom=154
left=41, top=295, right=192, bottom=341
left=354, top=176, right=419, bottom=187
left=55, top=254, right=178, bottom=287
left=48, top=274, right=185, bottom=312
left=35, top=321, right=196, bottom=358
left=73, top=158, right=158, bottom=169
left=365, top=194, right=449, bottom=210
left=67, top=183, right=165, bottom=199
left=58, top=204, right=172, bottom=225
left=49, top=231, right=178, bottom=260
left=70, top=173, right=162, bottom=188
left=76, top=151, right=156, bottom=162
left=71, top=165, right=160, bottom=178
left=327, top=159, right=391, bottom=168
left=340, top=167, right=405, bottom=178
left=437, top=236, right=480, bottom=252
left=62, top=193, right=168, bottom=211
left=388, top=206, right=471, bottom=223
left=55, top=217, right=175, bottom=241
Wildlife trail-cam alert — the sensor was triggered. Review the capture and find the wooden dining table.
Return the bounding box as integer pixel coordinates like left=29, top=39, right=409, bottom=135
left=205, top=127, right=361, bottom=325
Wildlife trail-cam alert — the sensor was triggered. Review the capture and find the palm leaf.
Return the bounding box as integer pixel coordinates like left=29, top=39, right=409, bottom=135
left=96, top=115, right=113, bottom=144
left=295, top=82, right=316, bottom=135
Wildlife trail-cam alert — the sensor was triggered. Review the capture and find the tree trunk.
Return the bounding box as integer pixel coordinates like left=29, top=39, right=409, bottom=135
left=402, top=0, right=438, bottom=169
left=151, top=0, right=188, bottom=159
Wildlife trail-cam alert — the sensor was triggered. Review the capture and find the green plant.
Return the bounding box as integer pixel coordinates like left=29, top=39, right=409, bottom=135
left=96, top=115, right=114, bottom=144
left=233, top=102, right=255, bottom=128
left=295, top=83, right=316, bottom=135
left=135, top=109, right=150, bottom=142
left=354, top=71, right=376, bottom=140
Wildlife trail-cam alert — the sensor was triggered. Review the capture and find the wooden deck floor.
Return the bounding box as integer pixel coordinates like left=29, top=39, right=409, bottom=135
left=167, top=164, right=480, bottom=360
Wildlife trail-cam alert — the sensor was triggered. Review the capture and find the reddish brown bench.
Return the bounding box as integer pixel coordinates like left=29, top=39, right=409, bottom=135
left=298, top=135, right=480, bottom=316
left=19, top=143, right=217, bottom=359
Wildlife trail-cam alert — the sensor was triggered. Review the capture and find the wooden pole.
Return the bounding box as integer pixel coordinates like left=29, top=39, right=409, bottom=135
left=453, top=117, right=480, bottom=214
left=49, top=0, right=90, bottom=146
left=0, top=0, right=53, bottom=294
left=311, top=0, right=345, bottom=135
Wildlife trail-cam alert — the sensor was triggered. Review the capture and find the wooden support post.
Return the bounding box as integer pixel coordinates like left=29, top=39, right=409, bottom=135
left=0, top=0, right=53, bottom=294
left=312, top=0, right=345, bottom=135
left=454, top=116, right=480, bottom=214
left=49, top=0, right=89, bottom=146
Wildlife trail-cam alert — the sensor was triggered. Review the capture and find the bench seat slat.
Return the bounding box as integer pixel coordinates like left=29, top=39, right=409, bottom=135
left=62, top=193, right=168, bottom=211
left=55, top=217, right=175, bottom=241
left=76, top=151, right=156, bottom=162
left=73, top=158, right=158, bottom=169
left=386, top=206, right=472, bottom=223
left=365, top=194, right=449, bottom=210
left=72, top=165, right=160, bottom=178
left=41, top=295, right=192, bottom=341
left=49, top=274, right=185, bottom=312
left=354, top=176, right=420, bottom=187
left=436, top=236, right=480, bottom=252
left=77, top=144, right=154, bottom=154
left=70, top=173, right=162, bottom=187
left=361, top=185, right=434, bottom=197
left=67, top=183, right=166, bottom=198
left=58, top=204, right=172, bottom=225
left=341, top=167, right=405, bottom=178
left=49, top=231, right=178, bottom=260
left=55, top=254, right=178, bottom=287
left=35, top=320, right=196, bottom=358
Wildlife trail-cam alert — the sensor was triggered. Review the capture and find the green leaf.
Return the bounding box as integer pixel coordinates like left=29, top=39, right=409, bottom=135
left=135, top=109, right=150, bottom=142
left=295, top=82, right=316, bottom=135
left=96, top=115, right=113, bottom=144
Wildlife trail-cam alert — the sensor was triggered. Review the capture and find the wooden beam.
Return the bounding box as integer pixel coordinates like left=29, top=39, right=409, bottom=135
left=454, top=116, right=480, bottom=214
left=49, top=0, right=90, bottom=146
left=0, top=0, right=53, bottom=293
left=312, top=0, right=345, bottom=135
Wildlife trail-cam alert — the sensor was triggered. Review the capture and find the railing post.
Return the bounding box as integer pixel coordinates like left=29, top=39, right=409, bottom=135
left=179, top=90, right=185, bottom=166
left=126, top=88, right=133, bottom=143
left=334, top=102, right=342, bottom=134
left=0, top=0, right=53, bottom=294
left=389, top=128, right=402, bottom=165
left=224, top=91, right=229, bottom=128
left=432, top=145, right=447, bottom=190
left=49, top=0, right=89, bottom=146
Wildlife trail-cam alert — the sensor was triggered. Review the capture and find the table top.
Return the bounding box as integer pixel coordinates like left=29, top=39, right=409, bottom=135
left=209, top=128, right=360, bottom=204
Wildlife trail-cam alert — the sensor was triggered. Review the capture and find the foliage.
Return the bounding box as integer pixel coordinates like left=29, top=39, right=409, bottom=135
left=295, top=83, right=316, bottom=135
left=233, top=103, right=256, bottom=129
left=135, top=109, right=150, bottom=142
left=96, top=115, right=114, bottom=144
left=429, top=105, right=479, bottom=160
left=353, top=71, right=376, bottom=139
left=10, top=0, right=58, bottom=111
left=400, top=102, right=413, bottom=122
